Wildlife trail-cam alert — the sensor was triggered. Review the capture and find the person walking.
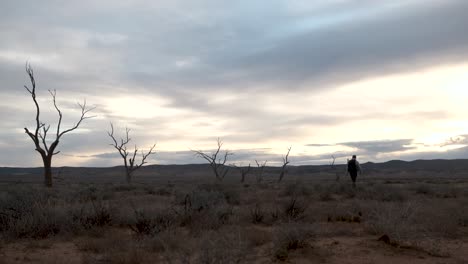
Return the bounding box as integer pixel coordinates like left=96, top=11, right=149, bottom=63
left=347, top=155, right=361, bottom=187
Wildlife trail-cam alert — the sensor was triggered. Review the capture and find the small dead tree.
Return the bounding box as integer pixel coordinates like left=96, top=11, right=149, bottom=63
left=255, top=160, right=267, bottom=183
left=278, top=147, right=291, bottom=182
left=330, top=155, right=340, bottom=182
left=193, top=138, right=233, bottom=181
left=108, top=123, right=156, bottom=183
left=234, top=163, right=251, bottom=183
left=22, top=63, right=95, bottom=187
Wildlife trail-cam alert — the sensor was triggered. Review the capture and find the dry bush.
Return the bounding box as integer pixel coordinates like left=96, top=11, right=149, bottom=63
left=173, top=189, right=235, bottom=232
left=0, top=187, right=69, bottom=239
left=70, top=200, right=112, bottom=231
left=366, top=202, right=419, bottom=244
left=273, top=223, right=316, bottom=261
left=5, top=204, right=67, bottom=239
left=250, top=203, right=265, bottom=224
left=196, top=184, right=241, bottom=205
left=129, top=208, right=176, bottom=236
left=148, top=230, right=193, bottom=264
left=283, top=197, right=308, bottom=221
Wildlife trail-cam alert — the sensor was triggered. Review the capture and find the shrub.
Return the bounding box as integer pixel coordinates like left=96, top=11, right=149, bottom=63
left=283, top=197, right=308, bottom=221
left=273, top=223, right=315, bottom=261
left=173, top=190, right=234, bottom=232
left=0, top=187, right=68, bottom=239
left=366, top=202, right=418, bottom=244
left=250, top=204, right=265, bottom=224
left=71, top=200, right=112, bottom=230
left=129, top=208, right=175, bottom=236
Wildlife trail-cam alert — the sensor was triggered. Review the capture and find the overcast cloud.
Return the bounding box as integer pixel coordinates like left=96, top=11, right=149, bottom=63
left=1, top=0, right=468, bottom=167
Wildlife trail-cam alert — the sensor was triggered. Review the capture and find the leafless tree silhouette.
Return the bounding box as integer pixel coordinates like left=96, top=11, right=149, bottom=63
left=108, top=123, right=156, bottom=183
left=234, top=163, right=251, bottom=183
left=22, top=63, right=95, bottom=187
left=330, top=155, right=340, bottom=181
left=192, top=138, right=233, bottom=181
left=255, top=160, right=267, bottom=183
left=278, top=147, right=292, bottom=182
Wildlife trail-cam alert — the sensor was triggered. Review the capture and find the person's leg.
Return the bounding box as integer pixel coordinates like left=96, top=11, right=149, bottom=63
left=351, top=172, right=357, bottom=187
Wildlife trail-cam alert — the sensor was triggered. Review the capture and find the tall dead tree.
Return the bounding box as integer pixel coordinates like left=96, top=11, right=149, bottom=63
left=193, top=138, right=233, bottom=181
left=22, top=63, right=95, bottom=187
left=108, top=123, right=156, bottom=183
left=255, top=160, right=267, bottom=183
left=278, top=147, right=291, bottom=182
left=235, top=163, right=251, bottom=183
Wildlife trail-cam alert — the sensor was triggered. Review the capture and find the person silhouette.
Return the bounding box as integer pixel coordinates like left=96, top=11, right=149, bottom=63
left=347, top=155, right=361, bottom=187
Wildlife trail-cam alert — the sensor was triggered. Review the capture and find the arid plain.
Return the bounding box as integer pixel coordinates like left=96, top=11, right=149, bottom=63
left=1, top=160, right=468, bottom=263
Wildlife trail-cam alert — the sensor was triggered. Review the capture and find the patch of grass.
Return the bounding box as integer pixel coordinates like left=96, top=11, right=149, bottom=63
left=197, top=228, right=250, bottom=264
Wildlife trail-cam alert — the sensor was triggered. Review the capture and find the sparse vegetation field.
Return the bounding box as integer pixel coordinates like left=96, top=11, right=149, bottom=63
left=1, top=170, right=468, bottom=263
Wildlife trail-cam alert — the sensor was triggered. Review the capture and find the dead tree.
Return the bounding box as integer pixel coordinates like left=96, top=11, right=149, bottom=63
left=108, top=123, right=156, bottom=183
left=255, top=160, right=267, bottom=183
left=330, top=155, right=340, bottom=182
left=278, top=147, right=291, bottom=182
left=22, top=63, right=95, bottom=187
left=235, top=163, right=251, bottom=183
left=193, top=138, right=233, bottom=181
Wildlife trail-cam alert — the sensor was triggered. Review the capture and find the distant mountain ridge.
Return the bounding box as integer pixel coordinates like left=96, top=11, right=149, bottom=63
left=2, top=159, right=468, bottom=176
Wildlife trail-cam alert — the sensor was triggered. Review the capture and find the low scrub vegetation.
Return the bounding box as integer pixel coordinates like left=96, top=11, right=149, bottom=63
left=0, top=177, right=467, bottom=263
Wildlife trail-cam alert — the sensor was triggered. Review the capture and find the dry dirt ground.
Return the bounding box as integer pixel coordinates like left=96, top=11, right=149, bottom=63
left=1, top=171, right=468, bottom=263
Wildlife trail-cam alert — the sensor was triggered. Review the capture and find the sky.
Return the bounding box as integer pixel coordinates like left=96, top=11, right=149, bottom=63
left=1, top=0, right=468, bottom=167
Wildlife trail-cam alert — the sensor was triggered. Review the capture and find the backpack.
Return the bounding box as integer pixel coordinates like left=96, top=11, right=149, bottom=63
left=348, top=159, right=357, bottom=173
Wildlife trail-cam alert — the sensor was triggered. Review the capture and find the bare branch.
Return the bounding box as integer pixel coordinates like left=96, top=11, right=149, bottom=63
left=24, top=62, right=41, bottom=141
left=38, top=124, right=51, bottom=152
left=255, top=160, right=267, bottom=183
left=235, top=163, right=251, bottom=183
left=108, top=123, right=156, bottom=183
left=279, top=147, right=292, bottom=182
left=192, top=138, right=232, bottom=181
left=58, top=99, right=96, bottom=138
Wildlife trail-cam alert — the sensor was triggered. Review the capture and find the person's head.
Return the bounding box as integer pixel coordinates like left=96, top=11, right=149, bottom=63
left=352, top=155, right=357, bottom=160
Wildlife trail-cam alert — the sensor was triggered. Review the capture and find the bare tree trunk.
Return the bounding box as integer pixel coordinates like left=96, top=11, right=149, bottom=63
left=278, top=147, right=291, bottom=182
left=126, top=171, right=132, bottom=184
left=42, top=156, right=53, bottom=187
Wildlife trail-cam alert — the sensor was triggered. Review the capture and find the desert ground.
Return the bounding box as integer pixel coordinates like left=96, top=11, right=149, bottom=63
left=1, top=162, right=468, bottom=263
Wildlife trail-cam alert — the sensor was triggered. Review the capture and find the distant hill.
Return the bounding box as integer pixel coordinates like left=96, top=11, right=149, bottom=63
left=1, top=159, right=468, bottom=183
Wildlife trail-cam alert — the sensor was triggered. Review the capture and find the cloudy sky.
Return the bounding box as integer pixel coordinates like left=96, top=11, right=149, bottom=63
left=1, top=0, right=468, bottom=167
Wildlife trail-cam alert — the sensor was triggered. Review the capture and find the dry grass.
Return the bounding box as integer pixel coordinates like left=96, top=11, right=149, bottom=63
left=0, top=176, right=467, bottom=263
